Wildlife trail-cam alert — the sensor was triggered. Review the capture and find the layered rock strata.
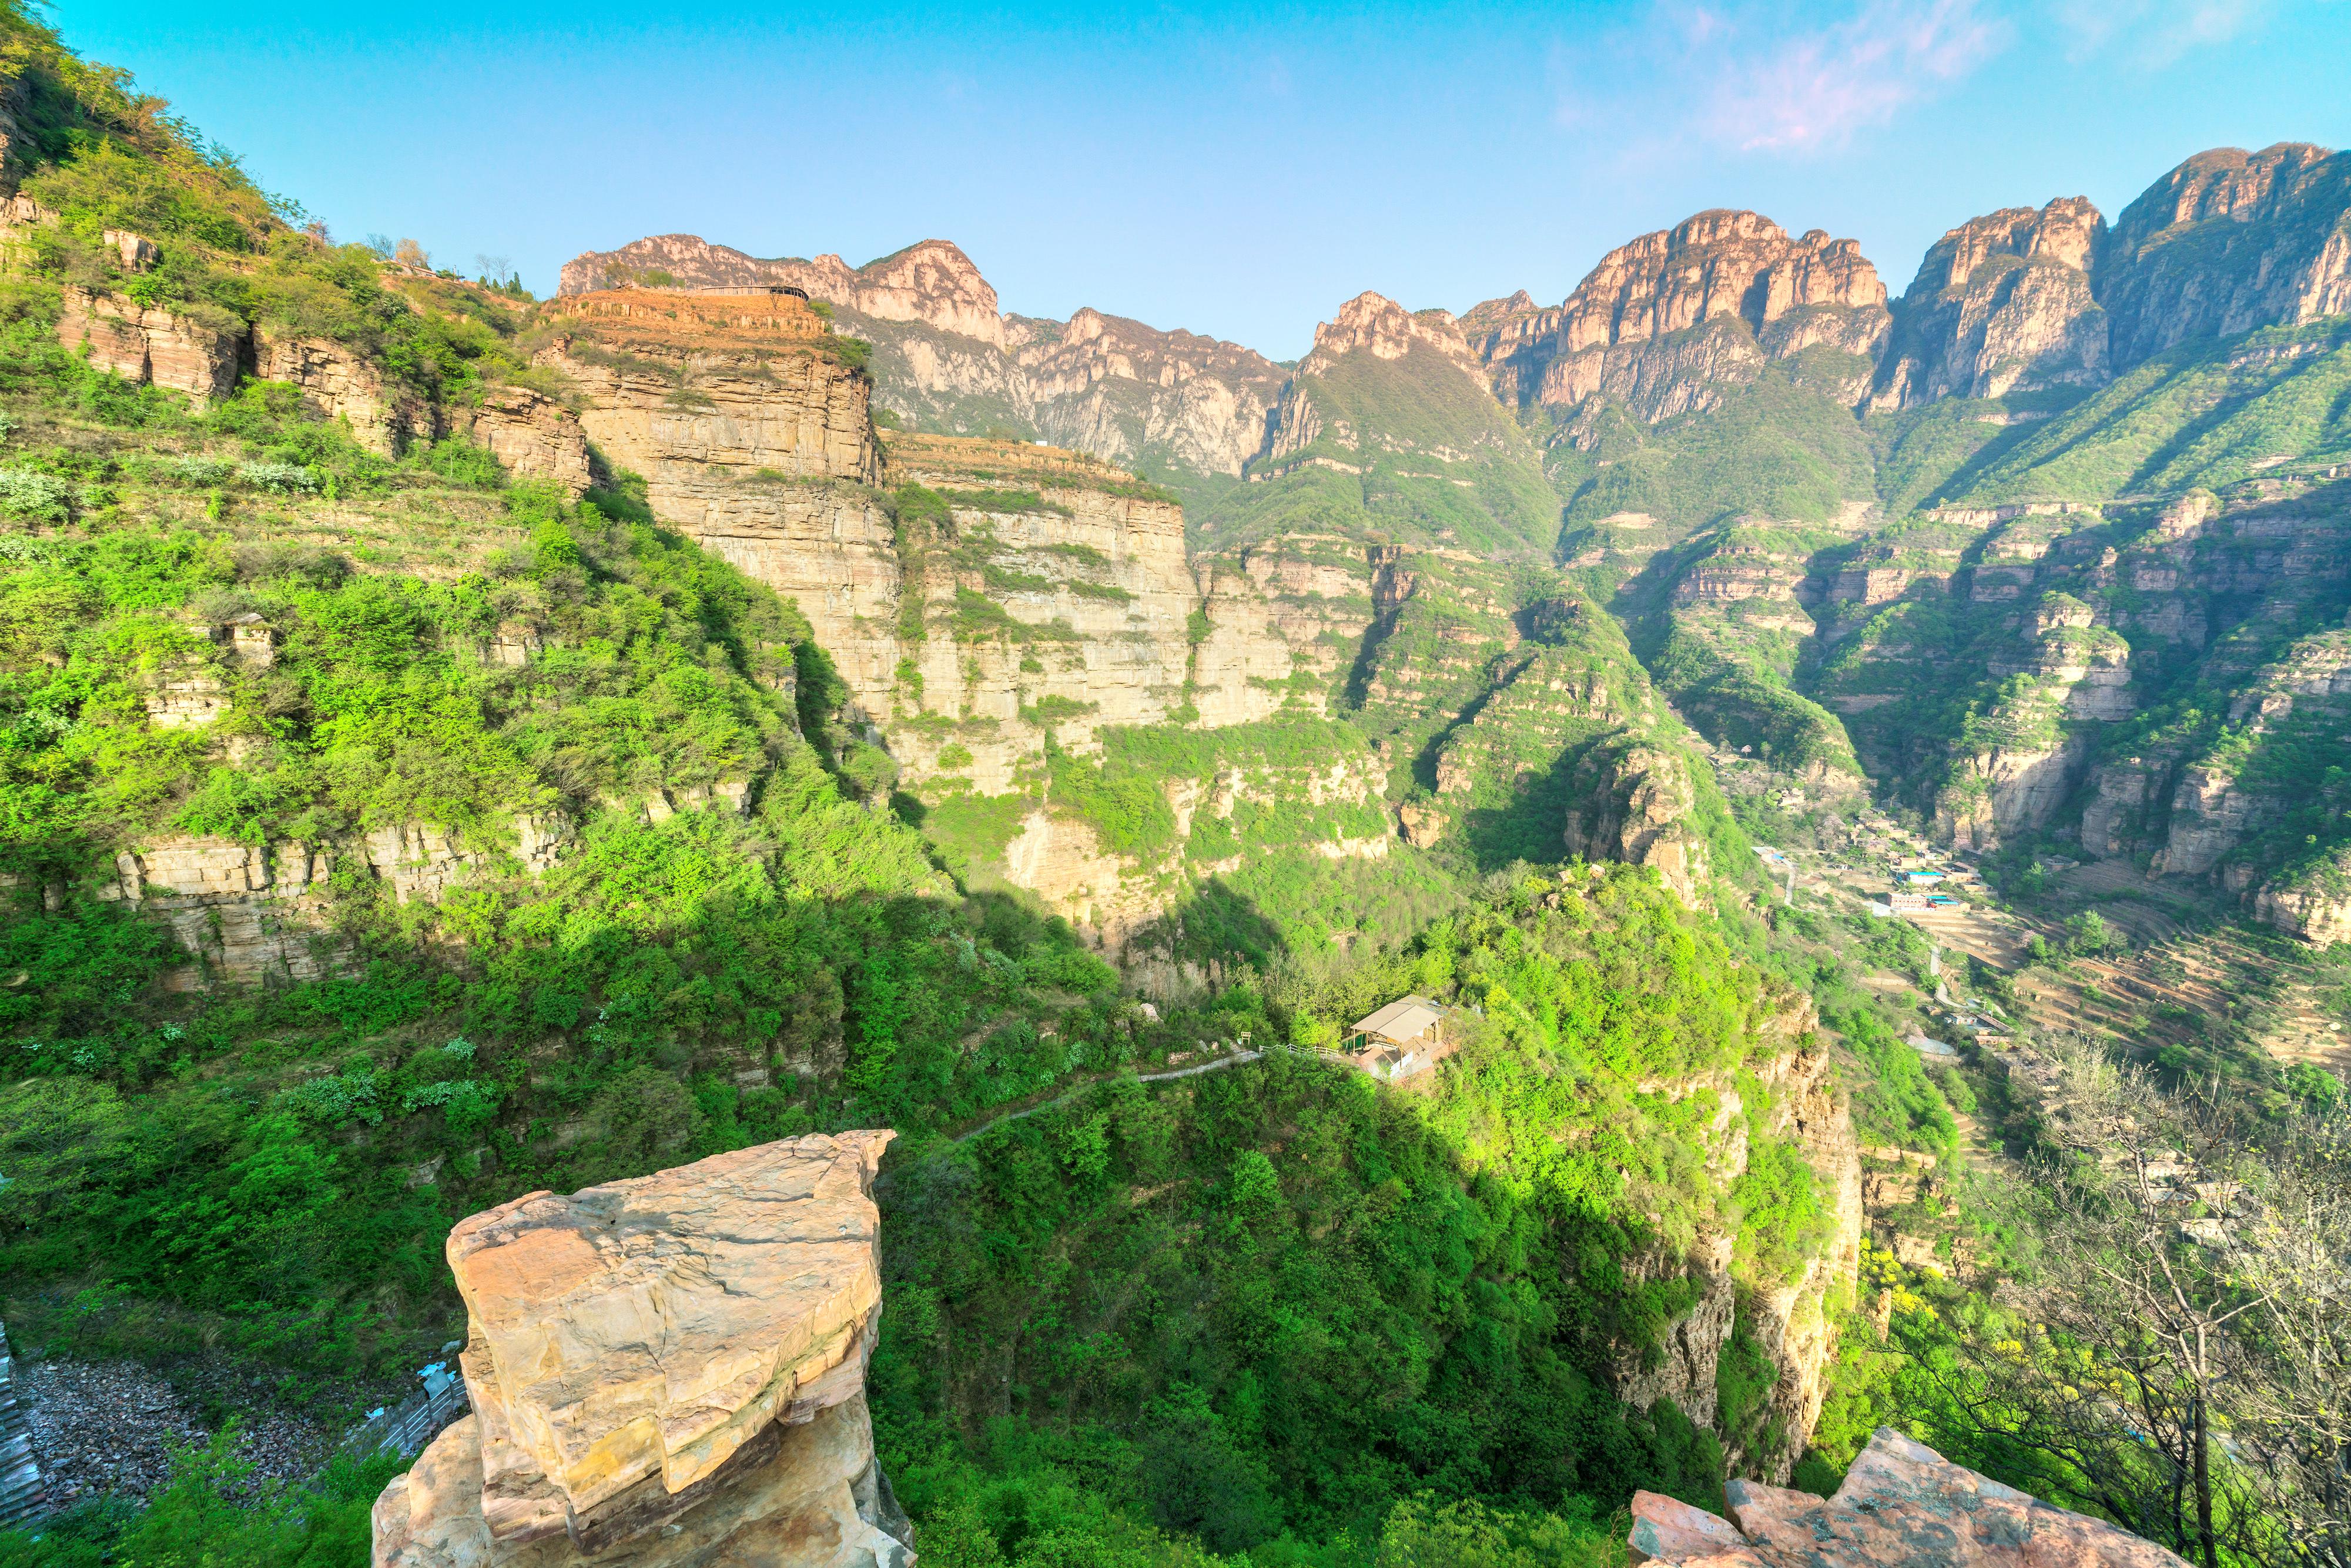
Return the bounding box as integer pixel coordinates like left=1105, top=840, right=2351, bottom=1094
left=1874, top=197, right=2109, bottom=407
left=373, top=1133, right=913, bottom=1568
left=2102, top=143, right=2351, bottom=366
left=558, top=237, right=1282, bottom=477
left=560, top=236, right=1007, bottom=349
left=58, top=286, right=238, bottom=405
left=1613, top=1004, right=1862, bottom=1485
left=1469, top=210, right=1889, bottom=421
left=1628, top=1427, right=2188, bottom=1566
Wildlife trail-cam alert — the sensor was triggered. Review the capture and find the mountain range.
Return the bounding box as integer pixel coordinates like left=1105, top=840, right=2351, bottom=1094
left=557, top=141, right=2351, bottom=946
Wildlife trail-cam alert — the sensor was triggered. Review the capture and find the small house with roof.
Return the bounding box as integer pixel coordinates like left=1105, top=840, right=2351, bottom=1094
left=1345, top=994, right=1448, bottom=1081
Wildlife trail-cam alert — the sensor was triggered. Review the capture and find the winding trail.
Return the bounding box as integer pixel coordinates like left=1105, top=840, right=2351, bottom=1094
left=949, top=1049, right=1267, bottom=1144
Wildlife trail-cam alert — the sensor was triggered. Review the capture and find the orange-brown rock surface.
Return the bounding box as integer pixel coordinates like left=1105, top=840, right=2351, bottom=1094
left=58, top=286, right=239, bottom=406
left=254, top=330, right=422, bottom=453
left=452, top=386, right=593, bottom=494
left=559, top=236, right=1283, bottom=478
left=1874, top=197, right=2111, bottom=407
left=1627, top=1428, right=2188, bottom=1566
left=1470, top=210, right=1888, bottom=420
left=372, top=1133, right=910, bottom=1568
left=560, top=235, right=1006, bottom=349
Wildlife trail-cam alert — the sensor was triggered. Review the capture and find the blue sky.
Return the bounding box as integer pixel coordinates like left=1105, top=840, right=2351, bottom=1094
left=61, top=0, right=2351, bottom=359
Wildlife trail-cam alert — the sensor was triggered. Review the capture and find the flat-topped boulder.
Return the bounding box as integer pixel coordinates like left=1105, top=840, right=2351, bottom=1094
left=1629, top=1428, right=2188, bottom=1566
left=374, top=1131, right=910, bottom=1568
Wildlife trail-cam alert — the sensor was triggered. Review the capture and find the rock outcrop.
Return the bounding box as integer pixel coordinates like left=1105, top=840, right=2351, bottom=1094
left=254, top=331, right=424, bottom=454
left=558, top=234, right=1285, bottom=480
left=1469, top=210, right=1889, bottom=421
left=1603, top=1000, right=1861, bottom=1485
left=560, top=235, right=1006, bottom=348
left=373, top=1133, right=913, bottom=1568
left=1562, top=741, right=1712, bottom=904
left=1013, top=307, right=1285, bottom=478
left=1874, top=197, right=2109, bottom=407
left=1627, top=1427, right=2188, bottom=1566
left=451, top=386, right=594, bottom=494
left=58, top=286, right=238, bottom=406
left=2252, top=849, right=2351, bottom=948
left=2101, top=143, right=2351, bottom=367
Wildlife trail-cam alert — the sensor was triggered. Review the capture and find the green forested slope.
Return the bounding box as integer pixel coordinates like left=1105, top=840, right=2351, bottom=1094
left=0, top=11, right=1873, bottom=1568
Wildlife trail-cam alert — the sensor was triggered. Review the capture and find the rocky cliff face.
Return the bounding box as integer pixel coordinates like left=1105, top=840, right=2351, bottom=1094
left=560, top=234, right=1007, bottom=347
left=374, top=1133, right=912, bottom=1568
left=559, top=236, right=1282, bottom=478
left=2101, top=143, right=2351, bottom=367
left=58, top=285, right=239, bottom=406
left=882, top=437, right=1198, bottom=790
left=540, top=287, right=896, bottom=695
left=1874, top=197, right=2110, bottom=407
left=1606, top=1000, right=1863, bottom=1486
left=1012, top=307, right=1285, bottom=478
left=1469, top=210, right=1889, bottom=421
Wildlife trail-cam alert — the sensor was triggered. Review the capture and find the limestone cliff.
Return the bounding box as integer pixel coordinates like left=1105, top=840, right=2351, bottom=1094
left=373, top=1133, right=912, bottom=1568
left=58, top=284, right=239, bottom=406
left=538, top=287, right=897, bottom=696
left=2101, top=143, right=2351, bottom=367
left=881, top=435, right=1198, bottom=790
left=1874, top=197, right=2110, bottom=407
left=1606, top=996, right=1863, bottom=1487
left=557, top=236, right=1282, bottom=478
left=1469, top=210, right=1889, bottom=421
left=1012, top=308, right=1284, bottom=478
left=560, top=234, right=1006, bottom=348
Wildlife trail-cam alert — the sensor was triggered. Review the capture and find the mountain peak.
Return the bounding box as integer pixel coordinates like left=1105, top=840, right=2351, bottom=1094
left=558, top=233, right=1006, bottom=346
left=1301, top=291, right=1482, bottom=384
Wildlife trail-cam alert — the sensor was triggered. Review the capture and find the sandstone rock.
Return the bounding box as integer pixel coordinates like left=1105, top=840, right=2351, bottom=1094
left=2153, top=765, right=2261, bottom=877
left=1471, top=210, right=1889, bottom=421
left=1398, top=801, right=1444, bottom=847
left=1613, top=1232, right=1737, bottom=1430
left=1630, top=1426, right=2189, bottom=1565
left=1628, top=1490, right=1753, bottom=1564
left=225, top=613, right=276, bottom=668
left=2102, top=143, right=2351, bottom=367
left=1875, top=197, right=2110, bottom=408
left=2079, top=760, right=2162, bottom=859
left=2253, top=850, right=2351, bottom=948
left=143, top=666, right=229, bottom=728
left=102, top=228, right=159, bottom=272
left=366, top=823, right=483, bottom=904
left=560, top=234, right=1005, bottom=349
left=107, top=833, right=334, bottom=987
left=1014, top=307, right=1285, bottom=478
left=255, top=330, right=424, bottom=454
left=1562, top=742, right=1712, bottom=905
left=374, top=1133, right=910, bottom=1568
left=59, top=286, right=239, bottom=406
left=454, top=386, right=593, bottom=494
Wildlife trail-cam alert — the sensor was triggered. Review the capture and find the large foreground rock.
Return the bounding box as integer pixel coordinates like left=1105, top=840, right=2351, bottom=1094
left=1628, top=1428, right=2188, bottom=1566
left=373, top=1131, right=911, bottom=1568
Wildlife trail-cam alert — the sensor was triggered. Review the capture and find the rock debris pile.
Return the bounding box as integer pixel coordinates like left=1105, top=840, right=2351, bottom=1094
left=1628, top=1427, right=2188, bottom=1566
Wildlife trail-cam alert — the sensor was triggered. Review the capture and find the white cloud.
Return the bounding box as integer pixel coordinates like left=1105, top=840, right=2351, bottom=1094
left=1550, top=0, right=2011, bottom=157
left=2054, top=0, right=2268, bottom=67
left=1712, top=0, right=2010, bottom=150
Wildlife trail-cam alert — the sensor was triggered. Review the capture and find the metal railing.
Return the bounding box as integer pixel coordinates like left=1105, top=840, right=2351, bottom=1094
left=341, top=1370, right=470, bottom=1462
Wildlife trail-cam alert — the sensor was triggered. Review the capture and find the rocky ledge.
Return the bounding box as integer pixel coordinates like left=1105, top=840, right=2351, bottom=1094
left=1628, top=1428, right=2186, bottom=1566
left=373, top=1131, right=912, bottom=1567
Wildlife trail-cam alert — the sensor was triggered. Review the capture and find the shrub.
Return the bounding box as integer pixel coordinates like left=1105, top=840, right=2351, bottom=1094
left=0, top=466, right=73, bottom=522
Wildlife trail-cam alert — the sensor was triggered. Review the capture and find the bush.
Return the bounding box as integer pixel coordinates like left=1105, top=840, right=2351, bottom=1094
left=0, top=465, right=73, bottom=522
